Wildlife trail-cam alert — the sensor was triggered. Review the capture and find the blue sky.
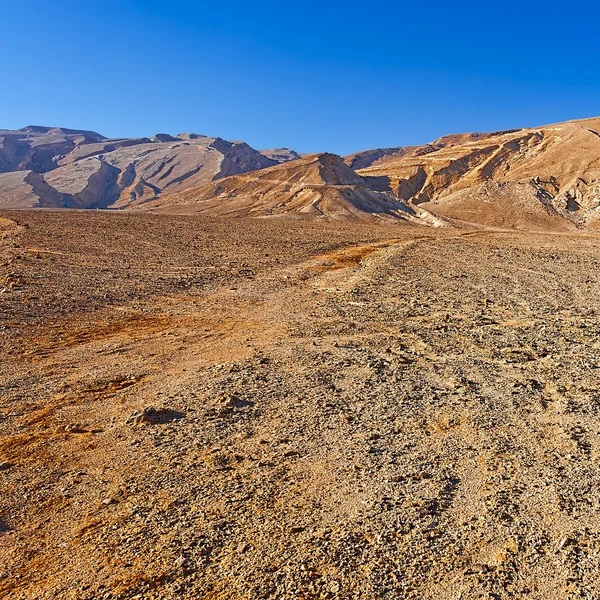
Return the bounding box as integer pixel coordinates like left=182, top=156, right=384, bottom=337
left=1, top=0, right=599, bottom=154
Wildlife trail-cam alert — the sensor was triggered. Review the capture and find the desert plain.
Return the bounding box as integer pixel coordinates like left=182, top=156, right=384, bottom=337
left=2, top=209, right=600, bottom=599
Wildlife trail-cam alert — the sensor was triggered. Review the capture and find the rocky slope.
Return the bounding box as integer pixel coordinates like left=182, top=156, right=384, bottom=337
left=0, top=171, right=65, bottom=209
left=146, top=153, right=444, bottom=224
left=0, top=127, right=293, bottom=209
left=343, top=132, right=515, bottom=170
left=356, top=118, right=600, bottom=229
left=0, top=126, right=106, bottom=173
left=345, top=146, right=410, bottom=170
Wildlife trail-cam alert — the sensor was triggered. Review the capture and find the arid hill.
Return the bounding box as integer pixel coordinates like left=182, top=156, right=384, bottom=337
left=345, top=146, right=410, bottom=170
left=0, top=126, right=106, bottom=173
left=3, top=118, right=600, bottom=230
left=343, top=132, right=518, bottom=171
left=0, top=127, right=294, bottom=209
left=356, top=117, right=600, bottom=229
left=146, top=152, right=444, bottom=225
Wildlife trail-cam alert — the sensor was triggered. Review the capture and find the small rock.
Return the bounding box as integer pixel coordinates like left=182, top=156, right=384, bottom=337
left=467, top=563, right=491, bottom=574
left=290, top=526, right=306, bottom=534
left=559, top=537, right=574, bottom=550
left=214, top=394, right=254, bottom=416
left=237, top=542, right=250, bottom=553
left=0, top=462, right=12, bottom=471
left=64, top=424, right=88, bottom=434
left=126, top=406, right=184, bottom=426
left=102, top=498, right=116, bottom=505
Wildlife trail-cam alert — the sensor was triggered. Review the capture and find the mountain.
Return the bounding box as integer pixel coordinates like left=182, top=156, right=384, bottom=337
left=0, top=126, right=105, bottom=174
left=0, top=127, right=296, bottom=209
left=3, top=118, right=600, bottom=230
left=345, top=146, right=421, bottom=170
left=0, top=171, right=65, bottom=209
left=144, top=152, right=444, bottom=224
left=356, top=118, right=600, bottom=229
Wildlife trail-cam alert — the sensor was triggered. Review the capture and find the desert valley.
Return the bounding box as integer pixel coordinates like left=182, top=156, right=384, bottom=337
left=2, top=116, right=600, bottom=599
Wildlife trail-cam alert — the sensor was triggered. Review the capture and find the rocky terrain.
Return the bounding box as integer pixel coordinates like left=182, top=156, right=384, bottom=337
left=3, top=210, right=600, bottom=599
left=0, top=127, right=295, bottom=209
left=3, top=115, right=600, bottom=599
left=343, top=131, right=521, bottom=171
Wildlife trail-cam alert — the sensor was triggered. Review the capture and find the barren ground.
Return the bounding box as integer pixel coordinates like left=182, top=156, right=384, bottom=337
left=2, top=211, right=600, bottom=599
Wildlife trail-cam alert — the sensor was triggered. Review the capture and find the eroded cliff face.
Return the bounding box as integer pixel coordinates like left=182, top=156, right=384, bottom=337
left=0, top=171, right=67, bottom=209
left=355, top=118, right=600, bottom=229
left=0, top=126, right=106, bottom=174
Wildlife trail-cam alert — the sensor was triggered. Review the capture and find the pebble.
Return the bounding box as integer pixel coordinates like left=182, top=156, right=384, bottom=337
left=559, top=537, right=574, bottom=550
left=290, top=526, right=306, bottom=534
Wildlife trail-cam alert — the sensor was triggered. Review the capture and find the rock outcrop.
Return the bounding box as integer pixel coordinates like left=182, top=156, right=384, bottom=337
left=259, top=148, right=303, bottom=163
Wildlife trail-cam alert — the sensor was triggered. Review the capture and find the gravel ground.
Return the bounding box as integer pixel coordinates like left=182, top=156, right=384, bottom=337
left=2, top=211, right=600, bottom=599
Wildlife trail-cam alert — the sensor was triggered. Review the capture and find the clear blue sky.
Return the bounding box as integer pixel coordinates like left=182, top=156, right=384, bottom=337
left=1, top=0, right=599, bottom=155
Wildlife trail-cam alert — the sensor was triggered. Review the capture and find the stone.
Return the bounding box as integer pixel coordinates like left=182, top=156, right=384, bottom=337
left=290, top=526, right=306, bottom=534
left=126, top=407, right=185, bottom=426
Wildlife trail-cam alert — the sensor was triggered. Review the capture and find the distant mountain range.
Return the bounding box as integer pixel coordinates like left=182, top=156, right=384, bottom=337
left=2, top=118, right=600, bottom=230
left=0, top=126, right=300, bottom=209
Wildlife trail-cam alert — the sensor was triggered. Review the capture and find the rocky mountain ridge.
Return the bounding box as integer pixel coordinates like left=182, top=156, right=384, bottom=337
left=353, top=117, right=600, bottom=229
left=0, top=126, right=294, bottom=209
left=3, top=118, right=600, bottom=230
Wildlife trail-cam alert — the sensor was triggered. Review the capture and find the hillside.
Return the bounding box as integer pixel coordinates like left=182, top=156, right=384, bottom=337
left=3, top=118, right=600, bottom=230
left=145, top=152, right=444, bottom=225
left=357, top=118, right=600, bottom=229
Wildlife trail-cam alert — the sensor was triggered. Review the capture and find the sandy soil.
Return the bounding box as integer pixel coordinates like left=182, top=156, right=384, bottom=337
left=2, top=211, right=600, bottom=599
